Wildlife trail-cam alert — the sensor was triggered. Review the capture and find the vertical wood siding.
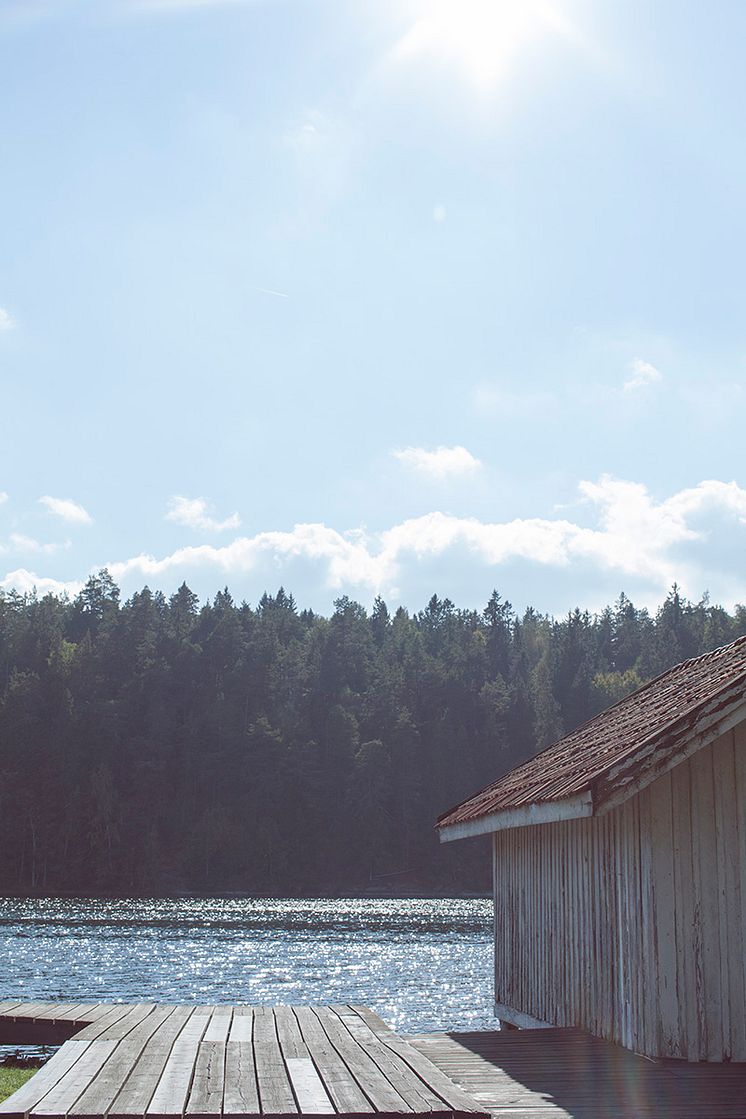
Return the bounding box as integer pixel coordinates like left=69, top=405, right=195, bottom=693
left=493, top=723, right=746, bottom=1060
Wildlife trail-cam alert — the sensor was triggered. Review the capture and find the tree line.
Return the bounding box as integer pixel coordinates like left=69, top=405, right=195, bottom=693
left=0, top=573, right=743, bottom=896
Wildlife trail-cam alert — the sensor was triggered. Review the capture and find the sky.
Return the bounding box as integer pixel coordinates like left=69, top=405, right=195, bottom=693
left=1, top=0, right=745, bottom=617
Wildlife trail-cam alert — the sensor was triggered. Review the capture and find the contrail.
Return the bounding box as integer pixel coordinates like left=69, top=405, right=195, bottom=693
left=254, top=287, right=289, bottom=299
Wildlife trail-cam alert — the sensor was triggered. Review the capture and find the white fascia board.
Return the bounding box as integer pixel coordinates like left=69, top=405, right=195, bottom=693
left=437, top=791, right=593, bottom=842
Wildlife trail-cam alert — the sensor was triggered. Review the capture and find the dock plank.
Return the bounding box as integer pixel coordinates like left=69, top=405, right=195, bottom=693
left=147, top=1012, right=209, bottom=1119
left=285, top=1058, right=335, bottom=1115
left=294, top=1006, right=373, bottom=1115
left=0, top=1042, right=93, bottom=1119
left=98, top=1004, right=157, bottom=1041
left=70, top=1004, right=179, bottom=1117
left=223, top=1010, right=258, bottom=1116
left=108, top=1005, right=195, bottom=1119
left=31, top=1040, right=119, bottom=1117
left=275, top=1006, right=334, bottom=1115
left=185, top=1041, right=226, bottom=1117
left=351, top=1008, right=484, bottom=1114
left=0, top=1003, right=24, bottom=1016
left=73, top=1006, right=139, bottom=1042
left=332, top=1008, right=445, bottom=1113
left=275, top=1006, right=309, bottom=1060
left=50, top=1004, right=103, bottom=1024
left=313, top=1007, right=411, bottom=1114
left=253, top=1006, right=297, bottom=1115
left=202, top=1007, right=233, bottom=1045
left=5, top=1003, right=76, bottom=1025
left=227, top=1006, right=253, bottom=1044
left=224, top=1042, right=259, bottom=1117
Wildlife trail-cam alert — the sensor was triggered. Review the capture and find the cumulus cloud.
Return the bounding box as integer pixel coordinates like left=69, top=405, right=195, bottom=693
left=109, top=525, right=387, bottom=594
left=392, top=445, right=482, bottom=479
left=166, top=496, right=241, bottom=534
left=0, top=308, right=14, bottom=332
left=102, top=475, right=746, bottom=606
left=0, top=568, right=82, bottom=598
left=624, top=359, right=662, bottom=392
left=6, top=476, right=746, bottom=610
left=0, top=492, right=8, bottom=505
left=39, top=496, right=92, bottom=524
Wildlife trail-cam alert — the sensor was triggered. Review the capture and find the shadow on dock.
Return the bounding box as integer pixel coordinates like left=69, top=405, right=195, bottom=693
left=411, top=1027, right=746, bottom=1119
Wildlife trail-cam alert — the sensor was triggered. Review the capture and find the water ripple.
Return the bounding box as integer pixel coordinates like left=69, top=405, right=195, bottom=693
left=0, top=898, right=493, bottom=1035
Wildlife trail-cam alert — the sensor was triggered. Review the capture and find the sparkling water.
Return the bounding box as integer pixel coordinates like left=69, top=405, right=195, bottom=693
left=0, top=897, right=494, bottom=1036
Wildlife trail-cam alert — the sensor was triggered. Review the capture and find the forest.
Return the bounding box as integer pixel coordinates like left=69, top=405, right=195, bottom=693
left=1, top=573, right=744, bottom=896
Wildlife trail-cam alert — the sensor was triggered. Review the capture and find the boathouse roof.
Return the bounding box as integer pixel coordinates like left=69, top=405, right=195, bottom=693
left=438, top=634, right=746, bottom=840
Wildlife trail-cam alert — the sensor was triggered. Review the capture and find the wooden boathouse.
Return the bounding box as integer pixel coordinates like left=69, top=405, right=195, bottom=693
left=438, top=635, right=746, bottom=1062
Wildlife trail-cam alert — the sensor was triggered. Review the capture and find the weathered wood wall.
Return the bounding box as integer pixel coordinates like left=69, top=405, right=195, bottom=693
left=493, top=722, right=746, bottom=1060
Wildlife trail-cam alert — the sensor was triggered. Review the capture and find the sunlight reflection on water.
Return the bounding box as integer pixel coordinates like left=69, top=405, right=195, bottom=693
left=0, top=897, right=493, bottom=1034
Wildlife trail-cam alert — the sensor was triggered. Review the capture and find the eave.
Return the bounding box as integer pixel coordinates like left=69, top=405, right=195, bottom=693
left=437, top=791, right=593, bottom=842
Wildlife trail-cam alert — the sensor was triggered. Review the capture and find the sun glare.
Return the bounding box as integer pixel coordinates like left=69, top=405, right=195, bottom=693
left=393, top=0, right=566, bottom=90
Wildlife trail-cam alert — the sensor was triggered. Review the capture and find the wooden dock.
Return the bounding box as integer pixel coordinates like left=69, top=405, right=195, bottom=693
left=0, top=1002, right=486, bottom=1119
left=5, top=1002, right=746, bottom=1119
left=412, top=1027, right=746, bottom=1118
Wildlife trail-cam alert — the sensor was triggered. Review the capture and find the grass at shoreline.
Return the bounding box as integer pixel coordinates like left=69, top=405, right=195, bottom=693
left=0, top=1067, right=36, bottom=1103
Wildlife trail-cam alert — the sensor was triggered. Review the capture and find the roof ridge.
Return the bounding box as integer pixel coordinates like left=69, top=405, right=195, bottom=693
left=567, top=633, right=746, bottom=741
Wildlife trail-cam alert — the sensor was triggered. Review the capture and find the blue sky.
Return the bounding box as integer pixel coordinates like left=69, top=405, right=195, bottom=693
left=1, top=0, right=745, bottom=614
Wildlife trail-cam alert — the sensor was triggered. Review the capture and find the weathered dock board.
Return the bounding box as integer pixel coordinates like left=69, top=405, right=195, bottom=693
left=0, top=1003, right=486, bottom=1119
left=412, top=1027, right=746, bottom=1119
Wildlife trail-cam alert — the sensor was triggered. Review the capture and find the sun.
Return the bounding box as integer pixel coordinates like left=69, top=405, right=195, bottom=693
left=392, top=0, right=568, bottom=91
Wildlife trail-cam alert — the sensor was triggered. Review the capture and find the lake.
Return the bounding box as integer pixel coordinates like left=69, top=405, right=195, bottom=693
left=0, top=897, right=494, bottom=1036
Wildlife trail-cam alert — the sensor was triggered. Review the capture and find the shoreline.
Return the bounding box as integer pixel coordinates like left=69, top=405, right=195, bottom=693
left=0, top=890, right=492, bottom=901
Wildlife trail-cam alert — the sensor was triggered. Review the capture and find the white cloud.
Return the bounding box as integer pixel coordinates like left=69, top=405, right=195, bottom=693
left=624, top=358, right=662, bottom=392
left=9, top=533, right=70, bottom=555
left=392, top=445, right=482, bottom=479
left=109, top=524, right=388, bottom=594
left=433, top=204, right=447, bottom=223
left=0, top=568, right=82, bottom=598
left=166, top=495, right=241, bottom=533
left=0, top=492, right=7, bottom=505
left=0, top=308, right=14, bottom=332
left=6, top=476, right=746, bottom=610
left=104, top=475, right=746, bottom=607
left=39, top=496, right=92, bottom=525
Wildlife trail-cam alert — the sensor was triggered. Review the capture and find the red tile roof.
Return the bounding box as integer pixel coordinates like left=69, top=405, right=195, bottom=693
left=438, top=635, right=746, bottom=831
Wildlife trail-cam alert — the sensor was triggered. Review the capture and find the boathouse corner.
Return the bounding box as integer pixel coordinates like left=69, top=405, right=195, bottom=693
left=437, top=635, right=746, bottom=1062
